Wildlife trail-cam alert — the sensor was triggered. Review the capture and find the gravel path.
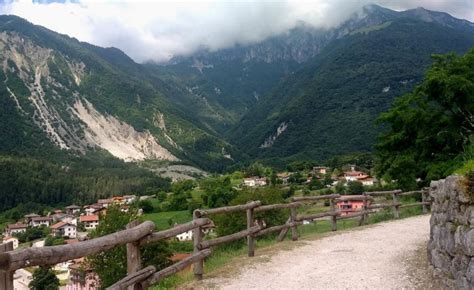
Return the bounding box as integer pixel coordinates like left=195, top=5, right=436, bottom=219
left=192, top=215, right=432, bottom=289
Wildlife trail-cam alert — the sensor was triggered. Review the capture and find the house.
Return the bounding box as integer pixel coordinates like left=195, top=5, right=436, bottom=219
left=358, top=176, right=375, bottom=186
left=67, top=259, right=100, bottom=290
left=344, top=171, right=369, bottom=182
left=5, top=223, right=28, bottom=236
left=84, top=204, right=105, bottom=215
left=2, top=236, right=19, bottom=249
left=123, top=195, right=137, bottom=204
left=175, top=220, right=214, bottom=241
left=80, top=215, right=99, bottom=230
left=112, top=196, right=125, bottom=205
left=176, top=230, right=193, bottom=241
left=29, top=217, right=52, bottom=228
left=51, top=222, right=77, bottom=239
left=336, top=195, right=365, bottom=216
left=24, top=213, right=40, bottom=224
left=65, top=205, right=81, bottom=215
left=97, top=198, right=112, bottom=208
left=276, top=173, right=291, bottom=185
left=313, top=166, right=329, bottom=175
left=243, top=177, right=267, bottom=187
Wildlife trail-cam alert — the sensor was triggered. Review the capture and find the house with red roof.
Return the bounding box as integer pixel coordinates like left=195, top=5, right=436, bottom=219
left=80, top=215, right=99, bottom=230
left=5, top=223, right=27, bottom=236
left=51, top=221, right=77, bottom=239
left=336, top=195, right=366, bottom=216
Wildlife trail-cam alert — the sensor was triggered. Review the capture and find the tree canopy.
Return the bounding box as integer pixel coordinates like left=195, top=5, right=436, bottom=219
left=375, top=49, right=474, bottom=189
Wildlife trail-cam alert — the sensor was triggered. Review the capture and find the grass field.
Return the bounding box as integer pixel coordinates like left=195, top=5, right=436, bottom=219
left=143, top=210, right=192, bottom=230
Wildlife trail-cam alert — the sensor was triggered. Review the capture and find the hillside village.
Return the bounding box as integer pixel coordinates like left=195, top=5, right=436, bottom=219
left=1, top=195, right=145, bottom=289
left=0, top=164, right=378, bottom=289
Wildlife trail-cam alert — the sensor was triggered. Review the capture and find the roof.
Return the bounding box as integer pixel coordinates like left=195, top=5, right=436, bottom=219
left=2, top=236, right=18, bottom=241
left=344, top=171, right=366, bottom=176
left=31, top=217, right=52, bottom=222
left=7, top=223, right=27, bottom=229
left=80, top=215, right=99, bottom=222
left=97, top=199, right=112, bottom=204
left=65, top=205, right=81, bottom=209
left=51, top=221, right=75, bottom=229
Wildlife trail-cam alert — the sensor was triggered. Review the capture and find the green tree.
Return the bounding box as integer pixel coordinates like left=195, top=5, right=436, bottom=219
left=200, top=176, right=236, bottom=208
left=376, top=50, right=474, bottom=189
left=138, top=200, right=154, bottom=213
left=213, top=187, right=287, bottom=242
left=87, top=206, right=172, bottom=289
left=347, top=181, right=364, bottom=195
left=29, top=266, right=59, bottom=290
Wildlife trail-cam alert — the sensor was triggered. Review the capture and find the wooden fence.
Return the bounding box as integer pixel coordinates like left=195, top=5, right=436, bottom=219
left=0, top=189, right=430, bottom=289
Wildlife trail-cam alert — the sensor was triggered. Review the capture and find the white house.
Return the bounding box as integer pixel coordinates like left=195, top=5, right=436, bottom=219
left=359, top=177, right=375, bottom=186
left=51, top=222, right=77, bottom=239
left=29, top=217, right=52, bottom=228
left=5, top=223, right=28, bottom=236
left=313, top=166, right=329, bottom=175
left=344, top=171, right=368, bottom=182
left=80, top=215, right=99, bottom=230
left=123, top=195, right=137, bottom=204
left=2, top=236, right=19, bottom=249
left=84, top=204, right=105, bottom=215
left=243, top=177, right=267, bottom=187
left=65, top=205, right=81, bottom=215
left=97, top=198, right=112, bottom=208
left=176, top=230, right=193, bottom=241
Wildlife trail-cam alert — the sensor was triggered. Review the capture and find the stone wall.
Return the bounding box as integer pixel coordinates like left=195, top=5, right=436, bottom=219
left=428, top=175, right=474, bottom=289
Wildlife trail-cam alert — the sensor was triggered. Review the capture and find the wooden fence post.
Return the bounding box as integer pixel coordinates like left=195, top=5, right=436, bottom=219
left=246, top=208, right=255, bottom=257
left=126, top=221, right=142, bottom=290
left=392, top=192, right=400, bottom=219
left=276, top=217, right=291, bottom=242
left=329, top=198, right=337, bottom=231
left=193, top=210, right=204, bottom=280
left=0, top=242, right=13, bottom=290
left=290, top=207, right=298, bottom=241
left=358, top=196, right=366, bottom=226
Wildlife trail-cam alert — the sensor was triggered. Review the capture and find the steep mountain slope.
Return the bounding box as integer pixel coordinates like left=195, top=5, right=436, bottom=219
left=0, top=15, right=236, bottom=171
left=229, top=13, right=474, bottom=166
left=153, top=5, right=474, bottom=137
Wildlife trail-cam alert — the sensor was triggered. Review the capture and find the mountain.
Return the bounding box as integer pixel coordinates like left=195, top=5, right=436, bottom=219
left=0, top=15, right=237, bottom=171
left=152, top=5, right=474, bottom=138
left=1, top=4, right=474, bottom=173
left=227, top=6, right=474, bottom=166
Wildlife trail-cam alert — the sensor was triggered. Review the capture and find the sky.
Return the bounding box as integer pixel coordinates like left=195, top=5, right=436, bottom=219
left=0, top=0, right=473, bottom=63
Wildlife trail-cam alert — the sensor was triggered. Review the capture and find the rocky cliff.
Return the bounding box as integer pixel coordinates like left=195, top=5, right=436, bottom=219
left=428, top=174, right=474, bottom=289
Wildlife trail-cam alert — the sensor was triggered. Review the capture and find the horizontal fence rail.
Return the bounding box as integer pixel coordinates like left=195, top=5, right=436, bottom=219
left=0, top=189, right=431, bottom=290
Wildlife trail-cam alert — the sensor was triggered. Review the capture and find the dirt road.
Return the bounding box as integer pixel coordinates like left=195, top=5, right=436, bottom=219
left=190, top=215, right=435, bottom=289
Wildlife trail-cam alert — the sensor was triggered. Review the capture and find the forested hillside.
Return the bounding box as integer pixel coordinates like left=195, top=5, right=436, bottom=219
left=229, top=17, right=474, bottom=166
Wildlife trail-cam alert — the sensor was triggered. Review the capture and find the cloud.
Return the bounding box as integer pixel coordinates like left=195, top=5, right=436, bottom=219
left=0, top=0, right=473, bottom=63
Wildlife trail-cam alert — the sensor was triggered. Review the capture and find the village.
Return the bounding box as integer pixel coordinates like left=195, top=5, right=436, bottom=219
left=0, top=164, right=379, bottom=289
left=1, top=195, right=144, bottom=289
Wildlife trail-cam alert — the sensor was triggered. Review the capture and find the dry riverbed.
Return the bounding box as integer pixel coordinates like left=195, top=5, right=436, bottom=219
left=186, top=215, right=440, bottom=289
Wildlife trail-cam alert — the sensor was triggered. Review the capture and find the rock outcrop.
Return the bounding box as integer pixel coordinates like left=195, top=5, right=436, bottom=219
left=428, top=174, right=474, bottom=289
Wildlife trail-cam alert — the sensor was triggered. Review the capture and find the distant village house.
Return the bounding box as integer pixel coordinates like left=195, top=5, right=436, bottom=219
left=336, top=195, right=365, bottom=216
left=80, top=215, right=100, bottom=230
left=51, top=222, right=77, bottom=239
left=243, top=177, right=267, bottom=187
